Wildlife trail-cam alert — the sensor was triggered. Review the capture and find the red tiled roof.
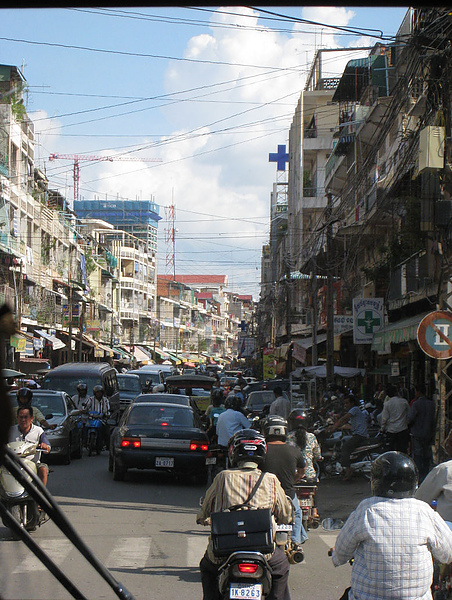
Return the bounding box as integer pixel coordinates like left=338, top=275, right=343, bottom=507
left=198, top=292, right=213, bottom=299
left=237, top=295, right=253, bottom=301
left=158, top=274, right=227, bottom=285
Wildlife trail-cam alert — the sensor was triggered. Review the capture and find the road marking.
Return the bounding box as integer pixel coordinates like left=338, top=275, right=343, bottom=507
left=12, top=539, right=73, bottom=573
left=106, top=537, right=152, bottom=569
left=187, top=534, right=209, bottom=567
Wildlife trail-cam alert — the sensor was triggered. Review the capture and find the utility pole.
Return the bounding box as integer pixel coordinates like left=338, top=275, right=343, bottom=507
left=326, top=192, right=335, bottom=384
left=68, top=282, right=73, bottom=363
left=311, top=267, right=318, bottom=366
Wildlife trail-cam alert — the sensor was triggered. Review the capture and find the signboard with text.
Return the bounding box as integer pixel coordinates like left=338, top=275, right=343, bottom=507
left=353, top=298, right=384, bottom=344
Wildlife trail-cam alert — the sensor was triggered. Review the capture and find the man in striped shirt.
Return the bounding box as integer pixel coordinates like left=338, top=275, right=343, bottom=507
left=197, top=429, right=293, bottom=600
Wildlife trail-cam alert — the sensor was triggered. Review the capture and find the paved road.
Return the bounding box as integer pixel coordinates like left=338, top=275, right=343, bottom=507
left=0, top=451, right=371, bottom=600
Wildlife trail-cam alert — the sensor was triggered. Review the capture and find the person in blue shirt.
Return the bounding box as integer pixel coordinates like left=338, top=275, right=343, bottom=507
left=216, top=396, right=251, bottom=447
left=328, top=393, right=368, bottom=481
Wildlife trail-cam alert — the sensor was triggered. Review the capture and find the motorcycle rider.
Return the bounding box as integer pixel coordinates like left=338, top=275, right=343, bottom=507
left=197, top=429, right=293, bottom=600
left=287, top=408, right=322, bottom=485
left=71, top=381, right=89, bottom=411
left=327, top=393, right=368, bottom=481
left=83, top=385, right=111, bottom=450
left=9, top=405, right=51, bottom=485
left=331, top=451, right=452, bottom=600
left=215, top=395, right=251, bottom=448
left=13, top=387, right=56, bottom=430
left=262, top=415, right=308, bottom=547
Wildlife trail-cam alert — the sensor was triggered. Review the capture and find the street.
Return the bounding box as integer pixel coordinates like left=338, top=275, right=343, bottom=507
left=0, top=452, right=371, bottom=600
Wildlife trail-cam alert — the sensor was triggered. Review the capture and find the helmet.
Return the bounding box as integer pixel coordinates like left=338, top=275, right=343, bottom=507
left=225, top=396, right=242, bottom=411
left=228, top=429, right=267, bottom=467
left=288, top=408, right=311, bottom=431
left=17, top=387, right=33, bottom=403
left=77, top=382, right=88, bottom=394
left=263, top=415, right=288, bottom=440
left=92, top=385, right=104, bottom=395
left=152, top=384, right=165, bottom=393
left=212, top=388, right=224, bottom=405
left=371, top=451, right=418, bottom=498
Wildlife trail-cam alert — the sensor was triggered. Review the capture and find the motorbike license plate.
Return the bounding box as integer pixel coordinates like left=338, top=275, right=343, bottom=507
left=205, top=457, right=216, bottom=465
left=155, top=457, right=174, bottom=468
left=229, top=583, right=262, bottom=599
left=300, top=498, right=313, bottom=507
left=276, top=523, right=292, bottom=531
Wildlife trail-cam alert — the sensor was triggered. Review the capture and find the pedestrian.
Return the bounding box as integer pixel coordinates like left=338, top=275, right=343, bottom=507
left=331, top=451, right=452, bottom=600
left=380, top=383, right=410, bottom=453
left=327, top=393, right=368, bottom=481
left=408, top=383, right=436, bottom=482
left=415, top=455, right=452, bottom=524
left=269, top=386, right=291, bottom=420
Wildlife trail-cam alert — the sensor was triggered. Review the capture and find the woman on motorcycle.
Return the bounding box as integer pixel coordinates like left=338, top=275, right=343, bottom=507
left=287, top=408, right=322, bottom=484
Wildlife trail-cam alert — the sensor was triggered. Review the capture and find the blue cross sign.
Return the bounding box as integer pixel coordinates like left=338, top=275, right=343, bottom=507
left=269, top=144, right=289, bottom=171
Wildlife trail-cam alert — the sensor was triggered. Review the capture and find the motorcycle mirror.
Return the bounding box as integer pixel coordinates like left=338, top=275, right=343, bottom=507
left=321, top=518, right=344, bottom=531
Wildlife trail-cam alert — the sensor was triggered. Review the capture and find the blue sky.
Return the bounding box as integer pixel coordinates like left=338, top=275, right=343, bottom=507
left=0, top=6, right=409, bottom=299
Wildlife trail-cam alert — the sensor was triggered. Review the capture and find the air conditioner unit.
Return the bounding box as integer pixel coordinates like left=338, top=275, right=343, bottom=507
left=418, top=126, right=445, bottom=172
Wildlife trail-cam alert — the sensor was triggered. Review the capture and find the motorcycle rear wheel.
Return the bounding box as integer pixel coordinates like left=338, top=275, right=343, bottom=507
left=88, top=432, right=96, bottom=457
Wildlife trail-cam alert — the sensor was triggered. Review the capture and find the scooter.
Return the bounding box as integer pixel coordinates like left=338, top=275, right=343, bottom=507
left=217, top=551, right=272, bottom=599
left=0, top=440, right=49, bottom=532
left=86, top=411, right=105, bottom=456
left=295, top=482, right=320, bottom=531
left=206, top=444, right=228, bottom=486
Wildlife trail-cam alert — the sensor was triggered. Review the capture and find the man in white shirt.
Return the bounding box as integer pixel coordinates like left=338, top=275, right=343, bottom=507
left=415, top=458, right=452, bottom=523
left=269, top=386, right=291, bottom=420
left=381, top=383, right=410, bottom=453
left=216, top=396, right=250, bottom=447
left=9, top=405, right=51, bottom=485
left=331, top=451, right=452, bottom=600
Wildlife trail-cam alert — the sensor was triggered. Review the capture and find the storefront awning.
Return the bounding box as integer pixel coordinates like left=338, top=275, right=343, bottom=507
left=296, top=333, right=327, bottom=349
left=371, top=312, right=430, bottom=352
left=96, top=342, right=114, bottom=358
left=35, top=329, right=66, bottom=351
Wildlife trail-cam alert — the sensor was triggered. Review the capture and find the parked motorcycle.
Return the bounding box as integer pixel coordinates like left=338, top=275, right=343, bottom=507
left=0, top=440, right=49, bottom=532
left=275, top=522, right=304, bottom=564
left=86, top=411, right=105, bottom=456
left=317, top=428, right=388, bottom=480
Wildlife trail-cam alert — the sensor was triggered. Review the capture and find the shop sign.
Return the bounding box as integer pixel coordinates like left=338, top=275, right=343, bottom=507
left=353, top=298, right=384, bottom=344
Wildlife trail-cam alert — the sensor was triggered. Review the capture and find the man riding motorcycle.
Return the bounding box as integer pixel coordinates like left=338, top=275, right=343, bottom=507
left=83, top=385, right=110, bottom=450
left=71, top=382, right=89, bottom=411
left=13, top=387, right=56, bottom=430
left=197, top=429, right=293, bottom=600
left=331, top=451, right=452, bottom=600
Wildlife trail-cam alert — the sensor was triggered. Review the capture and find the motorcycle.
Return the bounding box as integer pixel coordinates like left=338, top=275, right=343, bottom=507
left=275, top=522, right=304, bottom=564
left=295, top=482, right=320, bottom=531
left=206, top=444, right=229, bottom=486
left=86, top=411, right=105, bottom=456
left=317, top=428, right=388, bottom=480
left=0, top=440, right=49, bottom=532
left=217, top=551, right=272, bottom=599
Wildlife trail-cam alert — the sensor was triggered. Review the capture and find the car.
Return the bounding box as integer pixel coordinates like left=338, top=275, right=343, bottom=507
left=10, top=389, right=83, bottom=464
left=138, top=364, right=178, bottom=382
left=132, top=393, right=191, bottom=406
left=117, top=373, right=142, bottom=411
left=244, top=389, right=290, bottom=416
left=108, top=401, right=210, bottom=482
left=127, top=369, right=164, bottom=391
left=243, top=378, right=291, bottom=396
left=164, top=374, right=215, bottom=413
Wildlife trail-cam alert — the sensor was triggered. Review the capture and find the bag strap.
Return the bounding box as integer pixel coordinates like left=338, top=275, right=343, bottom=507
left=228, top=471, right=266, bottom=511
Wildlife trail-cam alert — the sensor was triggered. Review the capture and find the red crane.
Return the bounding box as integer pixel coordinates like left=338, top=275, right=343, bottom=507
left=49, top=153, right=162, bottom=204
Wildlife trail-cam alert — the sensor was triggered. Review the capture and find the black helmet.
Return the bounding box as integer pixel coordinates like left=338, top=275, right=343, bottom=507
left=371, top=451, right=418, bottom=498
left=263, top=415, right=288, bottom=440
left=77, top=382, right=88, bottom=394
left=288, top=408, right=311, bottom=431
left=92, top=385, right=104, bottom=395
left=228, top=429, right=267, bottom=468
left=225, top=395, right=242, bottom=411
left=17, top=387, right=33, bottom=403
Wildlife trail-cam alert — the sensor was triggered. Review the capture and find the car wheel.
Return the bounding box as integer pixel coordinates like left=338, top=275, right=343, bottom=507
left=113, top=455, right=126, bottom=481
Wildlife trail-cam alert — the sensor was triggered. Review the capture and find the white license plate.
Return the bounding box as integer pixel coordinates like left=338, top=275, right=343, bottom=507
left=229, top=583, right=262, bottom=599
left=276, top=524, right=292, bottom=531
left=300, top=498, right=313, bottom=507
left=206, top=457, right=217, bottom=465
left=155, top=457, right=174, bottom=468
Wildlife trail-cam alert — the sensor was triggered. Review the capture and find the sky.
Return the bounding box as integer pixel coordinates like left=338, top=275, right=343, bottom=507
left=0, top=5, right=409, bottom=300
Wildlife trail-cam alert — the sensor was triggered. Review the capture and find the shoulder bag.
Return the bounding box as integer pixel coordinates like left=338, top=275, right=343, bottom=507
left=210, top=471, right=274, bottom=557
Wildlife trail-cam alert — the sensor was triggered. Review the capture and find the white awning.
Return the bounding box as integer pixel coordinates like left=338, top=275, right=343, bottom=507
left=34, top=329, right=66, bottom=351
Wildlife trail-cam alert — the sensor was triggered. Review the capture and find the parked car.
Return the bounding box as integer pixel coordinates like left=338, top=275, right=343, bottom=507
left=108, top=401, right=209, bottom=482
left=244, top=389, right=290, bottom=417
left=117, top=373, right=142, bottom=411
left=10, top=389, right=83, bottom=464
left=41, top=362, right=120, bottom=420
left=127, top=368, right=164, bottom=391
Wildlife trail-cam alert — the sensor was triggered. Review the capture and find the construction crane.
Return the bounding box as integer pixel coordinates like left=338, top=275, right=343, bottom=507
left=48, top=153, right=162, bottom=204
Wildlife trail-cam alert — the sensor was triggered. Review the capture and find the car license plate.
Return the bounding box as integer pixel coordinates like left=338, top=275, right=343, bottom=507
left=205, top=457, right=216, bottom=465
left=229, top=583, right=262, bottom=599
left=155, top=457, right=174, bottom=468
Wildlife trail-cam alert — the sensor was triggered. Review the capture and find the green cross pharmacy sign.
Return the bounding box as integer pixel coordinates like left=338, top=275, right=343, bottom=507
left=353, top=298, right=384, bottom=344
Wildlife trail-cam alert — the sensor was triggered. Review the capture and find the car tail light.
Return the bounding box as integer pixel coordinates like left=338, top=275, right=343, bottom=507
left=121, top=438, right=141, bottom=448
left=190, top=441, right=209, bottom=452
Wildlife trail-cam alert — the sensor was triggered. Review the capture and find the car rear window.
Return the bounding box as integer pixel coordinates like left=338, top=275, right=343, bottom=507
left=127, top=405, right=194, bottom=428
